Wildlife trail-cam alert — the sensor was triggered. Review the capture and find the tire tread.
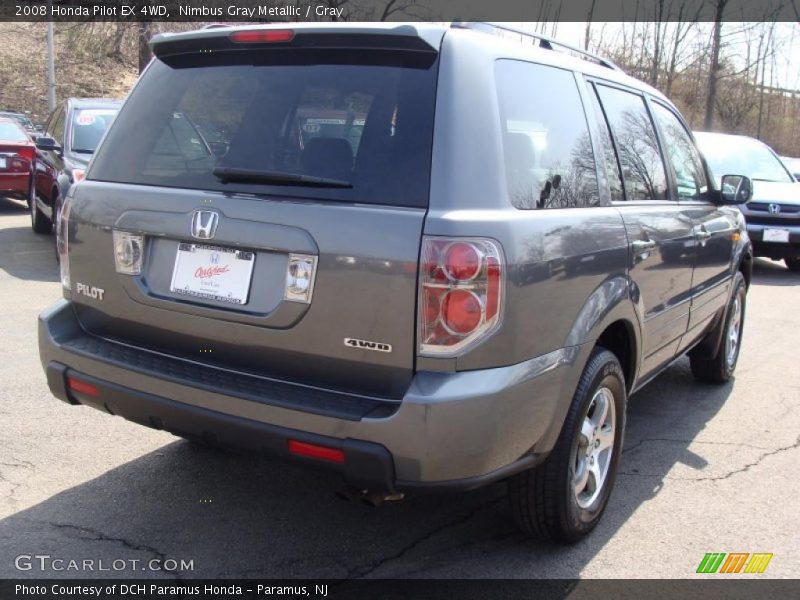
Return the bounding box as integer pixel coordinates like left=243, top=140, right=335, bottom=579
left=509, top=347, right=623, bottom=543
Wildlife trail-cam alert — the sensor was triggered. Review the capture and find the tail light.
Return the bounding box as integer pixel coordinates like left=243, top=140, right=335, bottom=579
left=9, top=156, right=30, bottom=172
left=15, top=147, right=34, bottom=162
left=418, top=237, right=504, bottom=356
left=57, top=195, right=73, bottom=291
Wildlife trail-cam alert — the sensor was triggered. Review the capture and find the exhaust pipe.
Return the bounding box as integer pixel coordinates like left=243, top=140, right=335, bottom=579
left=336, top=485, right=404, bottom=507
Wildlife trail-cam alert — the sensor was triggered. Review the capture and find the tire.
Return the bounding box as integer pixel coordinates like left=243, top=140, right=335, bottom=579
left=785, top=258, right=800, bottom=272
left=690, top=271, right=746, bottom=384
left=30, top=187, right=52, bottom=234
left=508, top=347, right=626, bottom=543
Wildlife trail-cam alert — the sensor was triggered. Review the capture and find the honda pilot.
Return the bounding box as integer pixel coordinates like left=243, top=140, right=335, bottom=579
left=39, top=22, right=753, bottom=542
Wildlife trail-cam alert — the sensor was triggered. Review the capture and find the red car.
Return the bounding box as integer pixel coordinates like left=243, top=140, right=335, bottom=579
left=0, top=117, right=36, bottom=205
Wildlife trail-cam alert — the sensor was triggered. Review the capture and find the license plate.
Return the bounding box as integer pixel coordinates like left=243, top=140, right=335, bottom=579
left=0, top=158, right=6, bottom=169
left=170, top=243, right=255, bottom=305
left=763, top=228, right=790, bottom=243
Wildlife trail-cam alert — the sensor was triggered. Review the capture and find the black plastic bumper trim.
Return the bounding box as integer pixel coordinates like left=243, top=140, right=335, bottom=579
left=47, top=362, right=543, bottom=494
left=48, top=361, right=397, bottom=493
left=395, top=453, right=544, bottom=493
left=59, top=332, right=395, bottom=422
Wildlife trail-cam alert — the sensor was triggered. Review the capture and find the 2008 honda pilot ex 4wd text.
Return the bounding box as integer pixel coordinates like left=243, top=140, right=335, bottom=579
left=38, top=22, right=754, bottom=542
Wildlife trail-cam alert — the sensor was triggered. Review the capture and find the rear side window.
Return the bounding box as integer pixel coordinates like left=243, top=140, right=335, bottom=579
left=595, top=85, right=668, bottom=201
left=89, top=49, right=438, bottom=208
left=495, top=60, right=599, bottom=210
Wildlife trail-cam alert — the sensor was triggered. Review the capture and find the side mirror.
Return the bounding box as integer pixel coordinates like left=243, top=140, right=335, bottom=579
left=720, top=174, right=752, bottom=204
left=35, top=136, right=61, bottom=152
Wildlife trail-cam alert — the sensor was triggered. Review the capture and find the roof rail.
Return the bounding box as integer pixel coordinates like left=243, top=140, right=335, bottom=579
left=452, top=22, right=622, bottom=72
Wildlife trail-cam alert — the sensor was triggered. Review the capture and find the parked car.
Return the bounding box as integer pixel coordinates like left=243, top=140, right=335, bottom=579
left=30, top=97, right=121, bottom=237
left=0, top=117, right=36, bottom=204
left=38, top=23, right=752, bottom=543
left=0, top=110, right=36, bottom=133
left=780, top=156, right=800, bottom=181
left=696, top=132, right=800, bottom=272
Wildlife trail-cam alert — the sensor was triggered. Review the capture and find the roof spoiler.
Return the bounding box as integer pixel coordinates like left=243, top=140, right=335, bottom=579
left=151, top=25, right=442, bottom=59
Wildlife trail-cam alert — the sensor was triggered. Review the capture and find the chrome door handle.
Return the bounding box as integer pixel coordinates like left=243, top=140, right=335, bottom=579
left=696, top=227, right=712, bottom=247
left=631, top=240, right=657, bottom=252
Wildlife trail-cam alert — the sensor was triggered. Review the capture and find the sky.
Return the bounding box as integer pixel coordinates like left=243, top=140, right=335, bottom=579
left=509, top=21, right=800, bottom=91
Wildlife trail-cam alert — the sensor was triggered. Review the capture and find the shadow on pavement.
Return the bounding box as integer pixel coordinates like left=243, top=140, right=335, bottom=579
left=0, top=196, right=28, bottom=215
left=0, top=197, right=58, bottom=283
left=751, top=257, right=800, bottom=287
left=0, top=358, right=731, bottom=579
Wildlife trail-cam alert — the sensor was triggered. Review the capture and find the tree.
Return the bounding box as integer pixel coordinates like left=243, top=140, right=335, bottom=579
left=138, top=22, right=151, bottom=73
left=703, top=0, right=728, bottom=129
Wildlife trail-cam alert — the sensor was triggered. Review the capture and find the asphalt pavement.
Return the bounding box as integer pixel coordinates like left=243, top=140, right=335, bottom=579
left=1, top=195, right=798, bottom=579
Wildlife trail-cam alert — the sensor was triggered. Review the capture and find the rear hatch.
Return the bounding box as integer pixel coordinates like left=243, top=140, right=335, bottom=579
left=66, top=26, right=441, bottom=399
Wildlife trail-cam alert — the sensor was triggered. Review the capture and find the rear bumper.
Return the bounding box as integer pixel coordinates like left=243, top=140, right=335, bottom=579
left=39, top=299, right=586, bottom=491
left=746, top=222, right=800, bottom=259
left=0, top=172, right=28, bottom=195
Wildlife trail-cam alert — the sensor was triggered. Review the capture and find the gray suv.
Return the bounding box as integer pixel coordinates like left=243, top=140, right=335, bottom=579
left=38, top=23, right=752, bottom=543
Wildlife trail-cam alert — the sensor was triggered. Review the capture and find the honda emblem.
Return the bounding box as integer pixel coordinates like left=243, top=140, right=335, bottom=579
left=768, top=203, right=781, bottom=215
left=191, top=210, right=219, bottom=240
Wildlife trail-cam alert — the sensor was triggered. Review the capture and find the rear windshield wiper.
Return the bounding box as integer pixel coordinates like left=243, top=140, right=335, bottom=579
left=213, top=167, right=352, bottom=188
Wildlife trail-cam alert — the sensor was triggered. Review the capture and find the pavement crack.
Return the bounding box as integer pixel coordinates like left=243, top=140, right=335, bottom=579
left=620, top=435, right=800, bottom=481
left=0, top=470, right=22, bottom=503
left=341, top=496, right=504, bottom=580
left=692, top=434, right=800, bottom=481
left=46, top=523, right=181, bottom=579
left=0, top=458, right=35, bottom=470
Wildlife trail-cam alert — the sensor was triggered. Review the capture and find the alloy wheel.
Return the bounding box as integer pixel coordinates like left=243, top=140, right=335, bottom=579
left=574, top=386, right=616, bottom=509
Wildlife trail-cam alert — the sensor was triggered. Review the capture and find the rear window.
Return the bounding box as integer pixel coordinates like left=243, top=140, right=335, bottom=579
left=90, top=49, right=438, bottom=207
left=71, top=109, right=118, bottom=154
left=0, top=121, right=28, bottom=142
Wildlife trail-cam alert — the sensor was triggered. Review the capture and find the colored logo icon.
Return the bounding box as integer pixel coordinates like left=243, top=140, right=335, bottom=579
left=696, top=552, right=772, bottom=574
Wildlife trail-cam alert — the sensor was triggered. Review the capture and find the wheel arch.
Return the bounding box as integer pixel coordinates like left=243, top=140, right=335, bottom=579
left=595, top=320, right=637, bottom=393
left=738, top=247, right=753, bottom=290
left=564, top=276, right=641, bottom=392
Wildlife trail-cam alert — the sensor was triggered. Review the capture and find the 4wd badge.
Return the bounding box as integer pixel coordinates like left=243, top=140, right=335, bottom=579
left=344, top=338, right=392, bottom=353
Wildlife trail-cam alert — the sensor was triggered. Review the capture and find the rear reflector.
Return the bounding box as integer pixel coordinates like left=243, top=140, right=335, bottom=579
left=287, top=440, right=345, bottom=464
left=67, top=377, right=98, bottom=398
left=230, top=29, right=294, bottom=44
